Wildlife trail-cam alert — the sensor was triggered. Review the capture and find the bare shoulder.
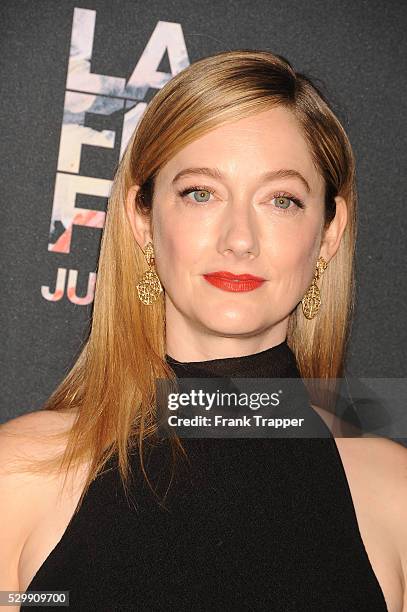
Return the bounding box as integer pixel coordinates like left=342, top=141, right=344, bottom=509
left=334, top=434, right=407, bottom=499
left=0, top=410, right=77, bottom=592
left=0, top=409, right=76, bottom=442
left=312, top=402, right=407, bottom=606
left=312, top=403, right=407, bottom=492
left=334, top=435, right=407, bottom=605
left=0, top=408, right=77, bottom=484
left=0, top=408, right=77, bottom=481
left=334, top=434, right=407, bottom=514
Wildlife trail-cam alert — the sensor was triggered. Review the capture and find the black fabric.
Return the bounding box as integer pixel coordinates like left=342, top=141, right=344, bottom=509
left=23, top=340, right=388, bottom=611
left=165, top=338, right=300, bottom=378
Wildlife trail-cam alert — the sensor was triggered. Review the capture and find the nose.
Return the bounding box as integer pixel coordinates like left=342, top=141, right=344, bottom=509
left=217, top=199, right=259, bottom=258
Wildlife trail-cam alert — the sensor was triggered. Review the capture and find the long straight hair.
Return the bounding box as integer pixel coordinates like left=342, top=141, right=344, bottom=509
left=9, top=50, right=357, bottom=510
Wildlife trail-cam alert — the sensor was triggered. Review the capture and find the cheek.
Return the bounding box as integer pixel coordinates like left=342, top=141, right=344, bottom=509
left=268, top=221, right=321, bottom=293
left=152, top=213, right=206, bottom=284
left=290, top=231, right=319, bottom=269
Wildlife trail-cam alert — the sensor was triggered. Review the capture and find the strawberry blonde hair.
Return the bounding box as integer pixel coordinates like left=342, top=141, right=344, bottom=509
left=7, top=50, right=356, bottom=510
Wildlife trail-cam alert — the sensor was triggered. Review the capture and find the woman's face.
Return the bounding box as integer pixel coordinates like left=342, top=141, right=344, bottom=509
left=128, top=106, right=347, bottom=360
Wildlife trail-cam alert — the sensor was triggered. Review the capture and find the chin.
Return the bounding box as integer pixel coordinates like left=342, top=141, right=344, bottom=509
left=198, top=312, right=267, bottom=337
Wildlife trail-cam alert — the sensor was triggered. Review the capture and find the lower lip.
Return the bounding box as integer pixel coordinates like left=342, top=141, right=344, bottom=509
left=203, top=275, right=265, bottom=292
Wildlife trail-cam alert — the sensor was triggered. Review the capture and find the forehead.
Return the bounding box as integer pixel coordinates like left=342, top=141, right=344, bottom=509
left=157, top=106, right=323, bottom=193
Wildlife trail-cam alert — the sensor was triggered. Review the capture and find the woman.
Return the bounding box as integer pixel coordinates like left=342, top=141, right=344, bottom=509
left=1, top=50, right=406, bottom=611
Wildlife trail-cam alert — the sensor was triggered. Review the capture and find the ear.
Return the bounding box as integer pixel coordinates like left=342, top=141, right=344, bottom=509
left=319, top=196, right=348, bottom=262
left=125, top=184, right=153, bottom=249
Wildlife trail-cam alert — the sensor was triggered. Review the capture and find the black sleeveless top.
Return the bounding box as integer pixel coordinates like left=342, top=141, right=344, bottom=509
left=23, top=340, right=388, bottom=611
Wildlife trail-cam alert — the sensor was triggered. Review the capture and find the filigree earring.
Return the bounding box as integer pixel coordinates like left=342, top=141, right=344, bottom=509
left=301, top=256, right=328, bottom=319
left=136, top=242, right=163, bottom=305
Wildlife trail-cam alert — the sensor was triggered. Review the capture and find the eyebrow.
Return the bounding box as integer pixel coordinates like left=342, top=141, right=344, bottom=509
left=171, top=166, right=311, bottom=193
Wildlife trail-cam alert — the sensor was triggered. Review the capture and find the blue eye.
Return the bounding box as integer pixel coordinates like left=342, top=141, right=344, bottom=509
left=178, top=186, right=214, bottom=204
left=190, top=189, right=212, bottom=203
left=271, top=194, right=305, bottom=211
left=273, top=196, right=293, bottom=209
left=178, top=185, right=305, bottom=212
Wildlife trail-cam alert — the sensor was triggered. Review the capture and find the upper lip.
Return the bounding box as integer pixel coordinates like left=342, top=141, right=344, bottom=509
left=203, top=271, right=266, bottom=281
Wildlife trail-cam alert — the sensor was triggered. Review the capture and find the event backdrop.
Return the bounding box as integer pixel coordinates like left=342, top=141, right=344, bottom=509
left=1, top=1, right=406, bottom=443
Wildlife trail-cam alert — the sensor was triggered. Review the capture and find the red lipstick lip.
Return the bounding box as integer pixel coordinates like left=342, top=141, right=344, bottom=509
left=203, top=271, right=266, bottom=281
left=203, top=274, right=265, bottom=293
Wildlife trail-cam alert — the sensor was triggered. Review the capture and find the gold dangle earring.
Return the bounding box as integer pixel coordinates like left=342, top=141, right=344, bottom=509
left=136, top=242, right=163, bottom=305
left=301, top=256, right=328, bottom=319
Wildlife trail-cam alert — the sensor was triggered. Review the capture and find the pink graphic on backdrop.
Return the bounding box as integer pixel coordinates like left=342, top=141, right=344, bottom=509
left=41, top=268, right=67, bottom=301
left=49, top=210, right=105, bottom=254
left=45, top=6, right=190, bottom=301
left=41, top=268, right=96, bottom=304
left=67, top=269, right=96, bottom=305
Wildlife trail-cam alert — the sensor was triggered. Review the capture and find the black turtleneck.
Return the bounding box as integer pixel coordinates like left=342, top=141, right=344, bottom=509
left=165, top=338, right=301, bottom=378
left=163, top=338, right=329, bottom=440
left=23, top=339, right=388, bottom=612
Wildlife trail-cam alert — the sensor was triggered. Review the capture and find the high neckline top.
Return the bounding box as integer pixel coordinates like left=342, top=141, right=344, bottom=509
left=165, top=338, right=301, bottom=379
left=23, top=337, right=388, bottom=611
left=164, top=338, right=322, bottom=439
